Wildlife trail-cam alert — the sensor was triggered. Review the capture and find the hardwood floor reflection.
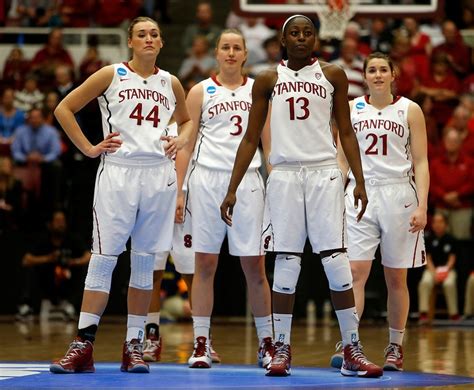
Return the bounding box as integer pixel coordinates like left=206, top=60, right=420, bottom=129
left=2, top=316, right=474, bottom=388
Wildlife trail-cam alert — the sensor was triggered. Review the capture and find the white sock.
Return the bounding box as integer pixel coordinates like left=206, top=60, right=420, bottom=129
left=273, top=313, right=292, bottom=344
left=335, top=307, right=360, bottom=346
left=78, top=312, right=101, bottom=329
left=389, top=327, right=405, bottom=346
left=126, top=314, right=147, bottom=342
left=146, top=312, right=160, bottom=326
left=254, top=315, right=273, bottom=342
left=193, top=316, right=210, bottom=340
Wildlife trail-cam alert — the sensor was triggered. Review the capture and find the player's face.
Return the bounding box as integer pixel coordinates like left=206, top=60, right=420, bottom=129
left=128, top=21, right=163, bottom=57
left=282, top=19, right=315, bottom=59
left=215, top=33, right=247, bottom=70
left=364, top=58, right=394, bottom=93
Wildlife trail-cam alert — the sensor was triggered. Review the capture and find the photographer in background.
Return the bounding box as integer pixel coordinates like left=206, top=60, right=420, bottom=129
left=17, top=210, right=90, bottom=321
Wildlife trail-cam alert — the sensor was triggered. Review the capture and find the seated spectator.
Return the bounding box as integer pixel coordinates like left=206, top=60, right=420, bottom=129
left=432, top=20, right=471, bottom=78
left=15, top=0, right=56, bottom=27
left=413, top=92, right=440, bottom=160
left=11, top=108, right=62, bottom=221
left=445, top=105, right=474, bottom=158
left=18, top=210, right=90, bottom=321
left=78, top=43, right=108, bottom=83
left=14, top=74, right=44, bottom=113
left=331, top=37, right=366, bottom=100
left=58, top=0, right=93, bottom=27
left=248, top=35, right=281, bottom=77
left=0, top=156, right=23, bottom=235
left=238, top=17, right=276, bottom=66
left=182, top=1, right=222, bottom=55
left=53, top=65, right=76, bottom=101
left=42, top=91, right=60, bottom=128
left=418, top=212, right=460, bottom=324
left=360, top=17, right=393, bottom=54
left=417, top=52, right=461, bottom=131
left=93, top=0, right=141, bottom=27
left=30, top=28, right=74, bottom=87
left=430, top=129, right=474, bottom=241
left=342, top=21, right=371, bottom=59
left=401, top=17, right=431, bottom=78
left=178, top=35, right=216, bottom=92
left=390, top=33, right=418, bottom=98
left=0, top=88, right=26, bottom=155
left=1, top=47, right=30, bottom=90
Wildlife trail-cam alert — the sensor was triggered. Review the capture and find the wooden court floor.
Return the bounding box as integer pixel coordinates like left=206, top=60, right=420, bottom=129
left=1, top=316, right=474, bottom=389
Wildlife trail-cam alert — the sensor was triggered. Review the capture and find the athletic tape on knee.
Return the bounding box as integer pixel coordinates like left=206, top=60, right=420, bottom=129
left=129, top=251, right=154, bottom=290
left=321, top=252, right=353, bottom=291
left=84, top=254, right=118, bottom=293
left=272, top=254, right=301, bottom=294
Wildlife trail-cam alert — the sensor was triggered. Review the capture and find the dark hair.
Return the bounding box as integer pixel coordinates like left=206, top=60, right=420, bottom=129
left=363, top=52, right=394, bottom=74
left=128, top=17, right=160, bottom=40
left=282, top=15, right=314, bottom=35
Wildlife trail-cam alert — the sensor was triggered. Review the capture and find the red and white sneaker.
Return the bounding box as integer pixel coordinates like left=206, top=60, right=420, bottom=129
left=383, top=343, right=403, bottom=371
left=121, top=339, right=149, bottom=373
left=330, top=341, right=344, bottom=369
left=188, top=336, right=212, bottom=368
left=257, top=337, right=275, bottom=368
left=341, top=342, right=383, bottom=378
left=143, top=336, right=162, bottom=362
left=265, top=342, right=291, bottom=376
left=50, top=338, right=95, bottom=373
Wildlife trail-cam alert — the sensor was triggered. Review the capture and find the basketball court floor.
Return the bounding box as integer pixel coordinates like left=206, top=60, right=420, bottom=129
left=1, top=316, right=473, bottom=389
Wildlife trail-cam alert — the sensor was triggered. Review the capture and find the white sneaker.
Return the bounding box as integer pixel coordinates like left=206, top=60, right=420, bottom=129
left=188, top=336, right=212, bottom=368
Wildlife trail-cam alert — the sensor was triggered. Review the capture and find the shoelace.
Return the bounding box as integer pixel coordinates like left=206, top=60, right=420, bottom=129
left=336, top=340, right=363, bottom=352
left=62, top=341, right=87, bottom=361
left=274, top=344, right=290, bottom=363
left=384, top=344, right=401, bottom=359
left=127, top=342, right=144, bottom=360
left=348, top=344, right=370, bottom=364
left=193, top=340, right=208, bottom=357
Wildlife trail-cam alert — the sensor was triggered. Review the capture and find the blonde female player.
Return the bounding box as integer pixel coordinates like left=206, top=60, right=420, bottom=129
left=334, top=52, right=429, bottom=371
left=182, top=29, right=274, bottom=369
left=50, top=16, right=192, bottom=374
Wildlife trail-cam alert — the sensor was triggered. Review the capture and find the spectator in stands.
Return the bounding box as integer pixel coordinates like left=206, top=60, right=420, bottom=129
left=11, top=108, right=62, bottom=220
left=13, top=74, right=44, bottom=113
left=238, top=17, right=276, bottom=66
left=182, top=1, right=222, bottom=55
left=15, top=0, right=56, bottom=27
left=331, top=37, right=366, bottom=100
left=413, top=92, right=441, bottom=160
left=361, top=17, right=393, bottom=54
left=58, top=0, right=93, bottom=27
left=445, top=105, right=474, bottom=158
left=1, top=47, right=30, bottom=90
left=79, top=44, right=108, bottom=83
left=0, top=88, right=25, bottom=155
left=54, top=65, right=76, bottom=101
left=30, top=28, right=74, bottom=87
left=343, top=21, right=371, bottom=59
left=178, top=35, right=216, bottom=92
left=418, top=52, right=461, bottom=131
left=0, top=156, right=23, bottom=235
left=418, top=212, right=460, bottom=324
left=430, top=129, right=474, bottom=241
left=43, top=91, right=61, bottom=129
left=390, top=34, right=417, bottom=98
left=401, top=17, right=431, bottom=78
left=432, top=20, right=471, bottom=78
left=19, top=210, right=90, bottom=321
left=248, top=35, right=281, bottom=78
left=93, top=0, right=141, bottom=27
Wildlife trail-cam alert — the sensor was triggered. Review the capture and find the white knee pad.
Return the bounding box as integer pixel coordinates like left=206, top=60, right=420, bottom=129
left=154, top=251, right=169, bottom=271
left=272, top=254, right=301, bottom=294
left=321, top=252, right=353, bottom=291
left=84, top=254, right=118, bottom=293
left=130, top=251, right=155, bottom=290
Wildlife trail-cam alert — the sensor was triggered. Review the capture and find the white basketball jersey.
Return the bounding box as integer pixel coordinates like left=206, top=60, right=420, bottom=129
left=193, top=76, right=261, bottom=171
left=349, top=96, right=413, bottom=180
left=269, top=59, right=336, bottom=165
left=98, top=62, right=176, bottom=160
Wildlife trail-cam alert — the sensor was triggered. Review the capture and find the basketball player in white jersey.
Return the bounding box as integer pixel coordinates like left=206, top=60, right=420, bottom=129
left=334, top=52, right=429, bottom=372
left=50, top=17, right=192, bottom=374
left=221, top=16, right=382, bottom=378
left=183, top=29, right=274, bottom=370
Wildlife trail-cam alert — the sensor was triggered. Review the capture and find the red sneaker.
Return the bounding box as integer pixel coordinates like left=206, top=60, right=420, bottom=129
left=257, top=337, right=275, bottom=368
left=265, top=342, right=291, bottom=376
left=121, top=339, right=149, bottom=373
left=143, top=336, right=162, bottom=362
left=188, top=336, right=212, bottom=368
left=341, top=342, right=383, bottom=378
left=383, top=343, right=403, bottom=371
left=50, top=338, right=95, bottom=374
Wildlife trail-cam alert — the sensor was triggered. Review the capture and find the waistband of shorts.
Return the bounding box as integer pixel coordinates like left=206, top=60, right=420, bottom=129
left=272, top=160, right=338, bottom=171
left=195, top=161, right=259, bottom=173
left=103, top=155, right=172, bottom=167
left=364, top=176, right=410, bottom=186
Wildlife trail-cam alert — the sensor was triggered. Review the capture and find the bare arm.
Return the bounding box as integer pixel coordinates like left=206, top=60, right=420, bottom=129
left=260, top=105, right=272, bottom=174
left=326, top=64, right=367, bottom=221
left=408, top=101, right=429, bottom=233
left=336, top=100, right=354, bottom=178
left=220, top=70, right=276, bottom=225
left=54, top=65, right=122, bottom=158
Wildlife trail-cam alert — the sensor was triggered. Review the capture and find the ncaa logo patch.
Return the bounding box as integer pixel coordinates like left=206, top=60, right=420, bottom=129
left=355, top=102, right=365, bottom=110
left=117, top=68, right=127, bottom=76
left=207, top=86, right=216, bottom=94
